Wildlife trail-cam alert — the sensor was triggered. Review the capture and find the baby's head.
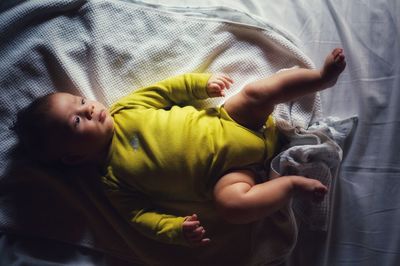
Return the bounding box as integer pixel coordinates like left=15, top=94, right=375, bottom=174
left=15, top=92, right=114, bottom=165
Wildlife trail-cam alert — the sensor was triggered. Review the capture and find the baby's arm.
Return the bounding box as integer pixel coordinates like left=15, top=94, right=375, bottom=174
left=182, top=214, right=211, bottom=246
left=104, top=189, right=193, bottom=246
left=131, top=210, right=211, bottom=246
left=114, top=73, right=233, bottom=110
left=129, top=209, right=189, bottom=245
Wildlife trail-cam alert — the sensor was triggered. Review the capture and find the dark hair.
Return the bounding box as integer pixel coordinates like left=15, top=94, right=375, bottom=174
left=14, top=93, right=59, bottom=163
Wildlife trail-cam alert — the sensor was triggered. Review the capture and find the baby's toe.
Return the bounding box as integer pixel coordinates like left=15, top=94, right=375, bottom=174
left=332, top=48, right=343, bottom=57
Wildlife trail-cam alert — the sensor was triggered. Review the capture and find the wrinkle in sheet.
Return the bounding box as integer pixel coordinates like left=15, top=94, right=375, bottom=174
left=363, top=207, right=400, bottom=219
left=332, top=246, right=397, bottom=266
left=337, top=241, right=400, bottom=255
left=343, top=2, right=397, bottom=77
left=333, top=172, right=400, bottom=258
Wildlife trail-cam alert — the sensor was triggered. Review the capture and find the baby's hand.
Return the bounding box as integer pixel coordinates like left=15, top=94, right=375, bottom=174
left=206, top=73, right=234, bottom=97
left=182, top=214, right=211, bottom=247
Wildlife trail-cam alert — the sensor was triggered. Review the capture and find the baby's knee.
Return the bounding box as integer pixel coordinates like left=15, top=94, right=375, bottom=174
left=213, top=171, right=255, bottom=224
left=241, top=83, right=263, bottom=104
left=241, top=83, right=275, bottom=116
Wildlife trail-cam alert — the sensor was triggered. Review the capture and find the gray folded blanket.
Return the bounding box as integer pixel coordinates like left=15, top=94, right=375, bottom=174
left=271, top=116, right=358, bottom=231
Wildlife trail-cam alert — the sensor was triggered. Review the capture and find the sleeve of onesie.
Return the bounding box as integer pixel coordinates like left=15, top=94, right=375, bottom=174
left=131, top=209, right=187, bottom=245
left=104, top=186, right=188, bottom=246
left=110, top=73, right=212, bottom=111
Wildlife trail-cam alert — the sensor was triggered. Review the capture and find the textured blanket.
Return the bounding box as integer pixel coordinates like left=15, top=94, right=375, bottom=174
left=0, top=0, right=329, bottom=264
left=270, top=116, right=357, bottom=231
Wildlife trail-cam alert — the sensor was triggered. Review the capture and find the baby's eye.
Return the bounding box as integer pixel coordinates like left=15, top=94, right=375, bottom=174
left=74, top=116, right=80, bottom=127
left=81, top=98, right=86, bottom=105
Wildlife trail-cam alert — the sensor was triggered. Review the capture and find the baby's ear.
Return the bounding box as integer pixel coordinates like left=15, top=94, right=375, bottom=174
left=61, top=154, right=85, bottom=165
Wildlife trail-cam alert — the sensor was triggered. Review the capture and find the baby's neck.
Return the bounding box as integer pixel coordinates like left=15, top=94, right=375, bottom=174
left=81, top=134, right=113, bottom=170
left=93, top=137, right=113, bottom=169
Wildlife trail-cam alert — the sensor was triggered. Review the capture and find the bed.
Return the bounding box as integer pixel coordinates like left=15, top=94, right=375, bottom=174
left=1, top=0, right=399, bottom=265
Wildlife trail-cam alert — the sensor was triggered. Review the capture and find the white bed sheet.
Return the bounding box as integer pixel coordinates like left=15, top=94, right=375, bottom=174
left=143, top=1, right=400, bottom=265
left=1, top=0, right=399, bottom=265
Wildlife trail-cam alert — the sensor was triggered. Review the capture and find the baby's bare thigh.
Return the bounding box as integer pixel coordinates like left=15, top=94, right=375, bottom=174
left=224, top=89, right=274, bottom=131
left=214, top=169, right=257, bottom=195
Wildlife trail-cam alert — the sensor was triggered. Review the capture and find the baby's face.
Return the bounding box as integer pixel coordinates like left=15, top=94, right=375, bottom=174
left=48, top=92, right=114, bottom=162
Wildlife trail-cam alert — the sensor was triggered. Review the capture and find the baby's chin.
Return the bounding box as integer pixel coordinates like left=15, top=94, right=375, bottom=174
left=104, top=117, right=115, bottom=141
left=105, top=115, right=115, bottom=132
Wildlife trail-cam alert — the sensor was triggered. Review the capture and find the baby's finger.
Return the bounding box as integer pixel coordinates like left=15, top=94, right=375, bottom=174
left=218, top=78, right=230, bottom=90
left=183, top=221, right=200, bottom=231
left=186, top=214, right=198, bottom=222
left=213, top=80, right=226, bottom=89
left=208, top=84, right=224, bottom=97
left=198, top=238, right=211, bottom=246
left=190, top=236, right=211, bottom=247
left=185, top=225, right=203, bottom=236
left=219, top=76, right=233, bottom=89
left=219, top=74, right=233, bottom=83
left=209, top=83, right=222, bottom=92
left=188, top=228, right=206, bottom=241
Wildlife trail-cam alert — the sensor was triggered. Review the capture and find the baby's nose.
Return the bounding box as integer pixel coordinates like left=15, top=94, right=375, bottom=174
left=86, top=105, right=94, bottom=120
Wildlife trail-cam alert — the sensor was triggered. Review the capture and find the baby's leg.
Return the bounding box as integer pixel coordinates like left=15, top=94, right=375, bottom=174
left=224, top=48, right=346, bottom=130
left=213, top=170, right=327, bottom=224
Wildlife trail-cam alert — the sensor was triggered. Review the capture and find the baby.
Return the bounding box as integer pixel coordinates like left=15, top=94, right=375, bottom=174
left=16, top=48, right=346, bottom=247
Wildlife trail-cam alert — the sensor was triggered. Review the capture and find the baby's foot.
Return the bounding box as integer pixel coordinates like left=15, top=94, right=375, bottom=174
left=320, top=48, right=346, bottom=88
left=292, top=176, right=328, bottom=203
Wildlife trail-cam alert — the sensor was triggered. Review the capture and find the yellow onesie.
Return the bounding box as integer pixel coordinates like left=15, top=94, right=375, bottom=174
left=101, top=73, right=277, bottom=246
